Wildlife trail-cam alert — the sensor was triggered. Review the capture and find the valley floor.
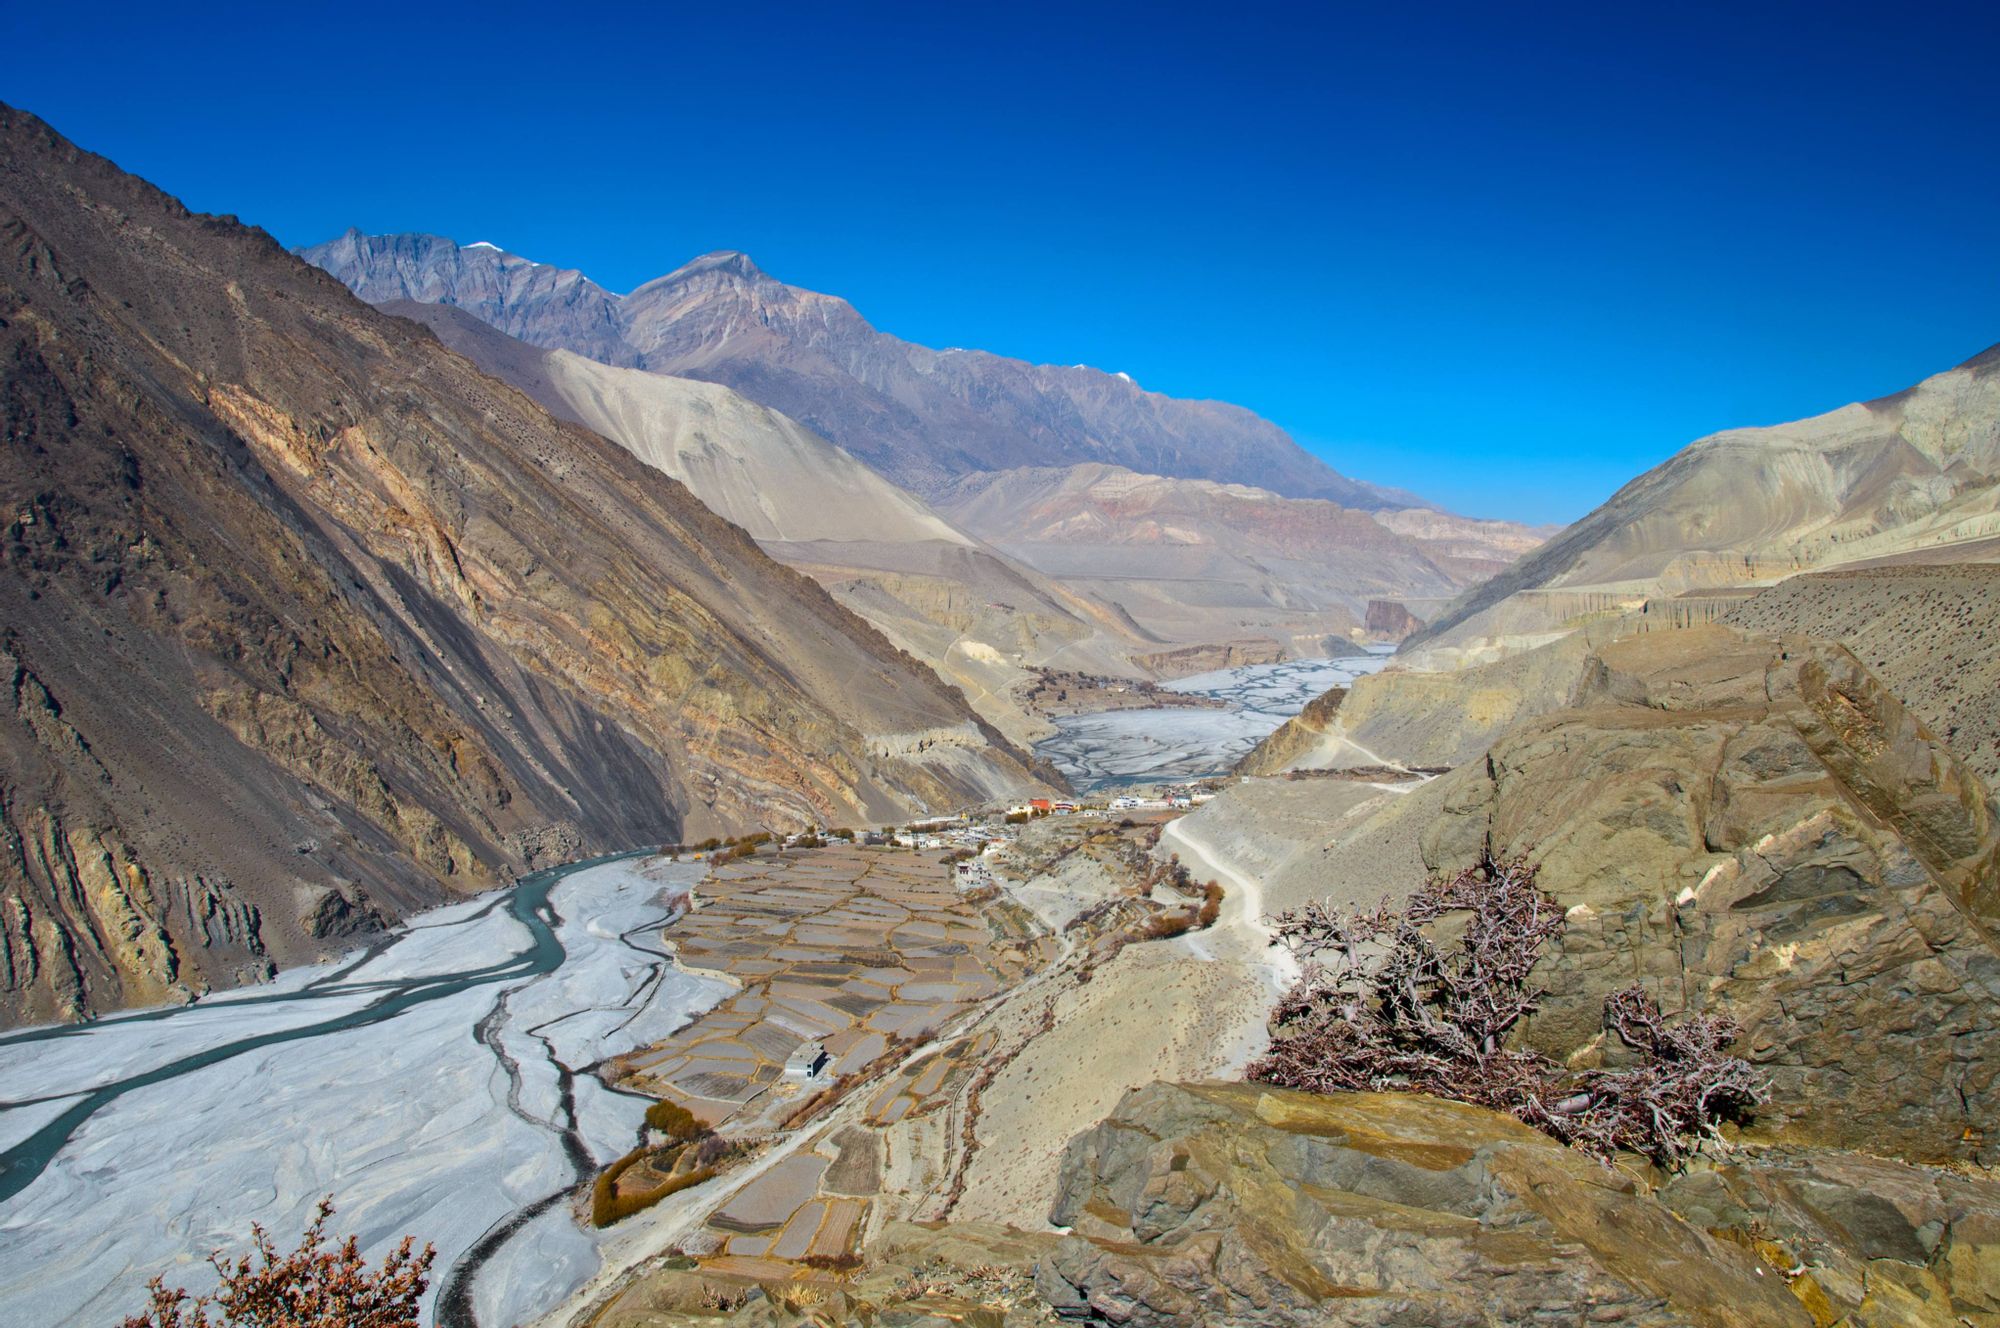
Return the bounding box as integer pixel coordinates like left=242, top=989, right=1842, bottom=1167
left=1034, top=652, right=1390, bottom=788
left=0, top=855, right=726, bottom=1328
left=544, top=817, right=1236, bottom=1322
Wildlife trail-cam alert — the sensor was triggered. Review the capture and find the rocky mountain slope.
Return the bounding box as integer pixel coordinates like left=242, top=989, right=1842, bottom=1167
left=302, top=232, right=1425, bottom=507
left=1722, top=563, right=2000, bottom=791
left=937, top=462, right=1547, bottom=653
left=382, top=303, right=968, bottom=548
left=379, top=301, right=1146, bottom=745
left=1401, top=341, right=2000, bottom=664
left=1203, top=624, right=2000, bottom=1163
left=1250, top=562, right=2000, bottom=808
left=0, top=105, right=1048, bottom=1025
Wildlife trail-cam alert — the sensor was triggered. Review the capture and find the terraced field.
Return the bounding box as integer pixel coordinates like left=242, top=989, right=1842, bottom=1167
left=614, top=846, right=1044, bottom=1130
left=578, top=829, right=1237, bottom=1312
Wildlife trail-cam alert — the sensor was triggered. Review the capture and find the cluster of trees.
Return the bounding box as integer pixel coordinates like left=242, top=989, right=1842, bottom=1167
left=666, top=831, right=775, bottom=858
left=1250, top=857, right=1766, bottom=1167
left=592, top=1099, right=729, bottom=1227
left=1135, top=879, right=1224, bottom=940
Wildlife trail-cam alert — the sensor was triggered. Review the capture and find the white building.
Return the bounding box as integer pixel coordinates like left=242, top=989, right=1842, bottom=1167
left=785, top=1040, right=830, bottom=1080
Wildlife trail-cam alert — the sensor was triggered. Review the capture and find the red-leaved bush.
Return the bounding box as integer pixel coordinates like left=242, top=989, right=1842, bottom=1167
left=1249, top=856, right=1766, bottom=1167
left=121, top=1198, right=434, bottom=1328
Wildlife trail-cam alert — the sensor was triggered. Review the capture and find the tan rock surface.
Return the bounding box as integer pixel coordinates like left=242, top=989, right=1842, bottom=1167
left=1417, top=627, right=2000, bottom=1163
left=1039, top=1081, right=1812, bottom=1328
left=1725, top=563, right=2000, bottom=795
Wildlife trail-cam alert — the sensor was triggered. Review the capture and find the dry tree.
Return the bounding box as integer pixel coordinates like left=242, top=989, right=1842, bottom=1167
left=1249, top=855, right=1766, bottom=1167
left=121, top=1198, right=434, bottom=1328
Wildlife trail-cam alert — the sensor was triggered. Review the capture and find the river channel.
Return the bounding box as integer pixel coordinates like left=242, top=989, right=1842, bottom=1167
left=0, top=851, right=726, bottom=1328
left=1033, top=650, right=1393, bottom=789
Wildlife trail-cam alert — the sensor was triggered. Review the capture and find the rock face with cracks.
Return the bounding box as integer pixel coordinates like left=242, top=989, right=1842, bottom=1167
left=1036, top=1081, right=2000, bottom=1328
left=1037, top=1081, right=1812, bottom=1327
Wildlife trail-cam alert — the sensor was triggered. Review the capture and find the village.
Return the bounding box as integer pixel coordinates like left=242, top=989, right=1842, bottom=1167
left=745, top=782, right=1223, bottom=886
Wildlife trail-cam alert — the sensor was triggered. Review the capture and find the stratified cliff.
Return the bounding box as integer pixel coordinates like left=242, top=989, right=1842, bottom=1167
left=0, top=105, right=1047, bottom=1025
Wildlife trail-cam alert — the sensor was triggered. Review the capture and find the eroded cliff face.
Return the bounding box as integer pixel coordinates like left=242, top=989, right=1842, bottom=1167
left=0, top=105, right=1047, bottom=1023
left=1230, top=685, right=1347, bottom=775
left=1040, top=1082, right=1811, bottom=1328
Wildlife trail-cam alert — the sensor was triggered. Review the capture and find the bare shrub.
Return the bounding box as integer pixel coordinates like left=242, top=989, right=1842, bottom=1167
left=1249, top=855, right=1766, bottom=1167
left=685, top=1132, right=734, bottom=1169
left=121, top=1198, right=432, bottom=1328
left=699, top=1283, right=748, bottom=1312
left=1196, top=880, right=1224, bottom=927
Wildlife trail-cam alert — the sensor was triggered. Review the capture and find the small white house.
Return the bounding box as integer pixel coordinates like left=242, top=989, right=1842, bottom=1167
left=785, top=1040, right=831, bottom=1080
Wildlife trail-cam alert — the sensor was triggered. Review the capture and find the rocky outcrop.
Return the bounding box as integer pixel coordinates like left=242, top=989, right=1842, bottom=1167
left=1725, top=564, right=2000, bottom=795
left=1133, top=640, right=1286, bottom=678
left=1238, top=622, right=1620, bottom=776
left=1038, top=1081, right=1811, bottom=1327
left=1037, top=1081, right=2000, bottom=1328
left=1417, top=626, right=2000, bottom=1164
left=0, top=105, right=1047, bottom=1023
left=1362, top=598, right=1423, bottom=639
left=1231, top=686, right=1346, bottom=775
left=1659, top=1146, right=2000, bottom=1325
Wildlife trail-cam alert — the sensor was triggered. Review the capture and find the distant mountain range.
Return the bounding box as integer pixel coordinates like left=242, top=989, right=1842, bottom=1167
left=1403, top=341, right=2000, bottom=663
left=302, top=232, right=1428, bottom=509
left=373, top=295, right=1551, bottom=746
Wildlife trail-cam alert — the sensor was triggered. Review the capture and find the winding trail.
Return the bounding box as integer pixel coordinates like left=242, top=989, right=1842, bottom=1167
left=1157, top=815, right=1299, bottom=1074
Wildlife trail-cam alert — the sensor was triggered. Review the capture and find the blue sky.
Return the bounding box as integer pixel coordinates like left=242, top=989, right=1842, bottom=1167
left=6, top=1, right=1996, bottom=522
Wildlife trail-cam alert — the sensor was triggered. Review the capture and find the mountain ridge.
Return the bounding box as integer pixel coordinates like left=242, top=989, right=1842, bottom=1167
left=1399, top=338, right=2000, bottom=664
left=301, top=231, right=1432, bottom=509
left=937, top=462, right=1549, bottom=651
left=381, top=298, right=1147, bottom=744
